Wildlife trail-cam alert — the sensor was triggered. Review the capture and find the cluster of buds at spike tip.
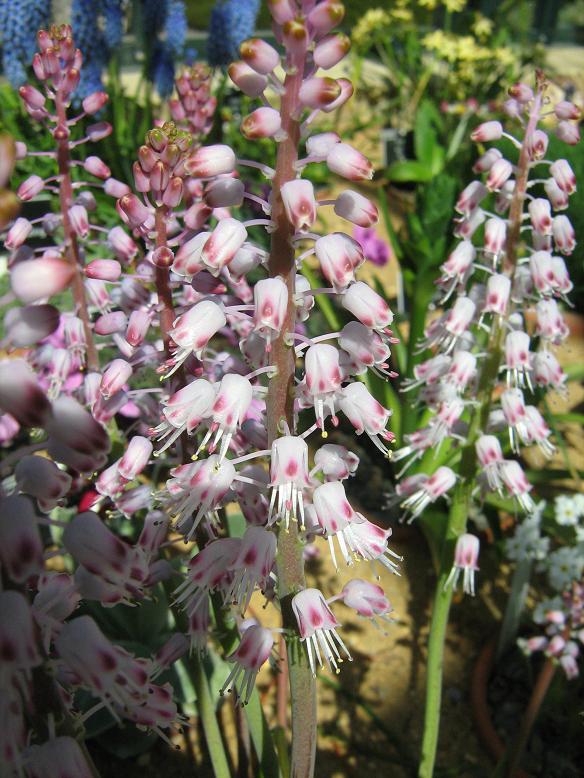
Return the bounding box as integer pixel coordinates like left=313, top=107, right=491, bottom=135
left=395, top=74, right=578, bottom=592
left=169, top=64, right=217, bottom=141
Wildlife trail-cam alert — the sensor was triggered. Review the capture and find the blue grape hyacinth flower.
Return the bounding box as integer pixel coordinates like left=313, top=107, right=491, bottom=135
left=0, top=0, right=51, bottom=87
left=207, top=0, right=260, bottom=68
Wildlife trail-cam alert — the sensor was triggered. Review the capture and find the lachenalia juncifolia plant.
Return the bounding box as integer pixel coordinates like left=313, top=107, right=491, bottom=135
left=392, top=72, right=581, bottom=776
left=0, top=3, right=402, bottom=776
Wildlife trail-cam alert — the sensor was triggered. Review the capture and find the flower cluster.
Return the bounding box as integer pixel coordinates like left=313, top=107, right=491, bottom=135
left=207, top=0, right=260, bottom=68
left=395, top=74, right=579, bottom=595
left=519, top=581, right=584, bottom=679
left=0, top=3, right=400, bottom=769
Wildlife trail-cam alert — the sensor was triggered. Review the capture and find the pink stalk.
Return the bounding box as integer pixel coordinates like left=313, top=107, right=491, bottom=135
left=267, top=28, right=317, bottom=777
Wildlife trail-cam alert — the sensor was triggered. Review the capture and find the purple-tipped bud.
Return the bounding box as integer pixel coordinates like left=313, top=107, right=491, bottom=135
left=18, top=84, right=46, bottom=110
left=508, top=83, right=533, bottom=103
left=82, top=91, right=108, bottom=114
left=108, top=226, right=138, bottom=260
left=201, top=217, right=247, bottom=275
left=87, top=121, right=113, bottom=141
left=0, top=591, right=41, bottom=670
left=126, top=309, right=152, bottom=347
left=327, top=142, right=373, bottom=181
left=68, top=204, right=89, bottom=237
left=308, top=0, right=345, bottom=35
left=550, top=159, right=577, bottom=194
left=334, top=189, right=378, bottom=227
left=17, top=174, right=44, bottom=201
left=117, top=194, right=152, bottom=229
left=14, top=456, right=72, bottom=512
left=118, top=436, right=153, bottom=481
left=104, top=177, right=131, bottom=197
left=486, top=158, right=513, bottom=191
left=100, top=359, right=132, bottom=399
left=85, top=258, right=122, bottom=281
left=315, top=233, right=364, bottom=292
left=47, top=395, right=110, bottom=456
left=84, top=156, right=111, bottom=179
left=556, top=121, right=580, bottom=146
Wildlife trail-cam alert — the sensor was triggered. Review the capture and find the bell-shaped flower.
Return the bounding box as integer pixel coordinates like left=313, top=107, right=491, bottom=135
left=14, top=455, right=72, bottom=512
left=342, top=281, right=393, bottom=331
left=32, top=572, right=80, bottom=651
left=338, top=381, right=393, bottom=455
left=172, top=231, right=210, bottom=278
left=226, top=526, right=277, bottom=612
left=118, top=436, right=153, bottom=481
left=163, top=455, right=237, bottom=539
left=292, top=588, right=351, bottom=675
left=311, top=480, right=363, bottom=569
left=533, top=351, right=566, bottom=391
left=304, top=343, right=342, bottom=430
left=100, top=359, right=132, bottom=400
left=269, top=435, right=310, bottom=530
left=334, top=189, right=378, bottom=227
left=550, top=159, right=576, bottom=195
left=455, top=181, right=487, bottom=216
left=195, top=374, right=254, bottom=460
left=220, top=623, right=274, bottom=704
left=166, top=300, right=226, bottom=375
left=444, top=534, right=480, bottom=596
left=475, top=435, right=505, bottom=491
left=253, top=276, right=288, bottom=350
left=281, top=179, right=317, bottom=231
left=552, top=215, right=576, bottom=255
left=500, top=459, right=535, bottom=513
left=173, top=537, right=241, bottom=615
left=339, top=321, right=391, bottom=376
left=201, top=217, right=248, bottom=276
left=326, top=143, right=373, bottom=181
left=314, top=232, right=364, bottom=292
left=313, top=443, right=359, bottom=481
left=534, top=299, right=569, bottom=344
left=400, top=466, right=456, bottom=521
left=336, top=578, right=394, bottom=628
left=151, top=378, right=216, bottom=453
left=486, top=158, right=513, bottom=191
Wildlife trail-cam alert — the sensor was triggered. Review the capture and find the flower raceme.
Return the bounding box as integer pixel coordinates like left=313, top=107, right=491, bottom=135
left=395, top=74, right=579, bottom=594
left=0, top=3, right=400, bottom=767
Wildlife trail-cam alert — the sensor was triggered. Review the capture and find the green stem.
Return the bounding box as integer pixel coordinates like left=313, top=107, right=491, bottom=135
left=191, top=655, right=232, bottom=778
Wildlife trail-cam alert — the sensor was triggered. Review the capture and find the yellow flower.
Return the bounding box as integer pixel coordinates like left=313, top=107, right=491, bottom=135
left=472, top=14, right=494, bottom=39
left=390, top=8, right=414, bottom=22
left=418, top=0, right=439, bottom=9
left=352, top=8, right=391, bottom=48
left=442, top=0, right=466, bottom=11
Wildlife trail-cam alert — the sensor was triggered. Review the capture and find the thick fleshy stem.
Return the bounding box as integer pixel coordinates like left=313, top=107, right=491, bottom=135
left=267, top=42, right=317, bottom=778
left=54, top=91, right=99, bottom=372
left=418, top=86, right=545, bottom=778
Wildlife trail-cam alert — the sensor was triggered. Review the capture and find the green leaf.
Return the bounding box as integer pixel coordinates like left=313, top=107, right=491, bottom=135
left=387, top=159, right=434, bottom=183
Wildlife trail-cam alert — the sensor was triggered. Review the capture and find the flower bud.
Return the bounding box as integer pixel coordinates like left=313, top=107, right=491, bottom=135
left=201, top=217, right=247, bottom=276
left=556, top=121, right=580, bottom=146
left=68, top=204, right=89, bottom=237
left=163, top=176, right=184, bottom=208
left=5, top=217, right=32, bottom=250
left=550, top=159, right=576, bottom=194
left=85, top=258, right=122, bottom=282
left=82, top=91, right=108, bottom=114
left=342, top=281, right=393, bottom=331
left=117, top=193, right=152, bottom=229
left=118, top=436, right=153, bottom=481
left=108, top=226, right=138, bottom=260
left=267, top=0, right=296, bottom=24
left=241, top=107, right=283, bottom=139
left=100, top=359, right=132, bottom=399
left=315, top=233, right=364, bottom=292
left=327, top=142, right=373, bottom=181
left=104, top=177, right=131, bottom=197
left=299, top=77, right=341, bottom=109
left=472, top=147, right=502, bottom=174
left=486, top=158, right=513, bottom=191
left=0, top=590, right=41, bottom=670
left=18, top=84, right=46, bottom=110
left=321, top=77, right=353, bottom=112
left=555, top=100, right=580, bottom=120
left=253, top=277, right=288, bottom=347
left=508, top=83, right=533, bottom=103
left=87, top=121, right=113, bottom=141
left=314, top=32, right=351, bottom=69
left=470, top=121, right=503, bottom=142
left=334, top=189, right=378, bottom=227
left=308, top=1, right=345, bottom=35
left=526, top=129, right=548, bottom=160
left=94, top=311, right=127, bottom=337
left=126, top=309, right=152, bottom=347
left=84, top=155, right=111, bottom=179
left=228, top=62, right=268, bottom=97
left=47, top=395, right=110, bottom=455
left=306, top=131, right=340, bottom=158
left=184, top=201, right=213, bottom=230
left=14, top=457, right=72, bottom=512
left=281, top=179, right=317, bottom=230
left=483, top=273, right=511, bottom=315
left=11, top=257, right=74, bottom=303
left=240, top=38, right=280, bottom=74
left=484, top=216, right=507, bottom=255
left=186, top=144, right=236, bottom=177
left=17, top=174, right=44, bottom=201
left=552, top=214, right=576, bottom=255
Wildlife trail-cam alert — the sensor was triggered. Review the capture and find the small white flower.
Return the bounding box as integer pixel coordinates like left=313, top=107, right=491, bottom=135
left=555, top=495, right=580, bottom=526
left=505, top=513, right=550, bottom=562
left=545, top=546, right=584, bottom=592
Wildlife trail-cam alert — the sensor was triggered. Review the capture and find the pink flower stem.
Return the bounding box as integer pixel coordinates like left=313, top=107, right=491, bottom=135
left=54, top=91, right=99, bottom=372
left=267, top=40, right=317, bottom=778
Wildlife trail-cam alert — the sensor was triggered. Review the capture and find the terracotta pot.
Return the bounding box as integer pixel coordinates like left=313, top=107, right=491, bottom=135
left=470, top=637, right=530, bottom=778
